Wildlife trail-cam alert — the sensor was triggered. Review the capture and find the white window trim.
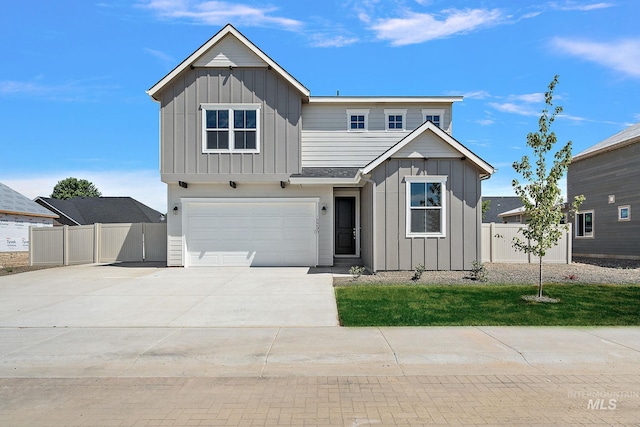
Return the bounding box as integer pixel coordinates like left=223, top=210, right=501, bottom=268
left=201, top=103, right=261, bottom=154
left=575, top=210, right=594, bottom=238
left=346, top=109, right=369, bottom=132
left=618, top=205, right=631, bottom=221
left=405, top=175, right=447, bottom=238
left=422, top=108, right=444, bottom=128
left=384, top=109, right=407, bottom=131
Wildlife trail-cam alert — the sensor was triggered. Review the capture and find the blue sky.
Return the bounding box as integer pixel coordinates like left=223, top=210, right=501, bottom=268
left=1, top=0, right=639, bottom=213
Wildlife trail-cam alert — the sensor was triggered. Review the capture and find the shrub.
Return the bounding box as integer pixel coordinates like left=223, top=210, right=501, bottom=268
left=349, top=265, right=365, bottom=281
left=411, top=263, right=425, bottom=281
left=469, top=261, right=488, bottom=282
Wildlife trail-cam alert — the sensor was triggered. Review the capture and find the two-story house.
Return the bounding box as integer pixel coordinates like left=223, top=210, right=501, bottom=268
left=147, top=24, right=494, bottom=271
left=568, top=122, right=640, bottom=260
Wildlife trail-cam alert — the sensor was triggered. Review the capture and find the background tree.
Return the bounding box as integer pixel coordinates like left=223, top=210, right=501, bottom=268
left=511, top=75, right=583, bottom=298
left=482, top=199, right=491, bottom=220
left=51, top=177, right=102, bottom=200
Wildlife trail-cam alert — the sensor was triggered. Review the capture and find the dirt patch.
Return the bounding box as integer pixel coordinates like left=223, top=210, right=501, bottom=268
left=0, top=265, right=62, bottom=276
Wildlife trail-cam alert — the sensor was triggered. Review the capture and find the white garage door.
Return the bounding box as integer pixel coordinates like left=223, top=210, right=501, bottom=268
left=184, top=199, right=318, bottom=267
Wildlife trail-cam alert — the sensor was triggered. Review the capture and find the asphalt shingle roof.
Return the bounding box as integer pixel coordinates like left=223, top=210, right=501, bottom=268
left=0, top=182, right=58, bottom=217
left=574, top=121, right=640, bottom=160
left=290, top=167, right=361, bottom=179
left=482, top=196, right=523, bottom=223
left=35, top=197, right=163, bottom=225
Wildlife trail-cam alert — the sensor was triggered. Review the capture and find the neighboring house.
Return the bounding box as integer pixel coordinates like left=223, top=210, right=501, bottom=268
left=482, top=196, right=523, bottom=223
left=147, top=24, right=495, bottom=270
left=567, top=122, right=640, bottom=260
left=34, top=197, right=164, bottom=226
left=0, top=182, right=58, bottom=264
left=498, top=206, right=527, bottom=224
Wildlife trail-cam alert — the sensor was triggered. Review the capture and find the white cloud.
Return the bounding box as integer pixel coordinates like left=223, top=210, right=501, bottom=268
left=140, top=0, right=302, bottom=31
left=552, top=37, right=640, bottom=78
left=475, top=118, right=495, bottom=126
left=369, top=8, right=504, bottom=46
left=512, top=93, right=545, bottom=103
left=144, top=48, right=174, bottom=66
left=0, top=170, right=167, bottom=213
left=488, top=102, right=539, bottom=117
left=309, top=34, right=359, bottom=48
left=0, top=77, right=117, bottom=101
left=550, top=1, right=614, bottom=11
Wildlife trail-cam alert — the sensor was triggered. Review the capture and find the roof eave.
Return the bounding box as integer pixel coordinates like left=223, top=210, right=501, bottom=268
left=362, top=121, right=495, bottom=177
left=308, top=96, right=464, bottom=104
left=147, top=24, right=310, bottom=101
left=573, top=138, right=639, bottom=162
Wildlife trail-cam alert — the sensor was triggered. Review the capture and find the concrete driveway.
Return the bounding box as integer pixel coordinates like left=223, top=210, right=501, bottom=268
left=0, top=264, right=339, bottom=327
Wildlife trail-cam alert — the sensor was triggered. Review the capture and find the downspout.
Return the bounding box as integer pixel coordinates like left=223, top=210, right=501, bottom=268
left=360, top=175, right=377, bottom=273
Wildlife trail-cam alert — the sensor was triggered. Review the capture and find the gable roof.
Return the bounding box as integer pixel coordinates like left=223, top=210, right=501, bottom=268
left=0, top=182, right=58, bottom=218
left=574, top=121, right=640, bottom=161
left=361, top=121, right=495, bottom=177
left=147, top=24, right=310, bottom=101
left=34, top=197, right=163, bottom=225
left=482, top=196, right=522, bottom=223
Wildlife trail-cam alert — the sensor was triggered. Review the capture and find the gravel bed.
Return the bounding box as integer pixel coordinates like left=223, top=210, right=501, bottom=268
left=335, top=257, right=640, bottom=286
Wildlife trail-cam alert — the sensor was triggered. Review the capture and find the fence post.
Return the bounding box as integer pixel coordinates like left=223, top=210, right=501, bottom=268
left=566, top=223, right=572, bottom=264
left=489, top=222, right=495, bottom=263
left=93, top=223, right=100, bottom=263
left=63, top=225, right=69, bottom=266
left=28, top=226, right=33, bottom=266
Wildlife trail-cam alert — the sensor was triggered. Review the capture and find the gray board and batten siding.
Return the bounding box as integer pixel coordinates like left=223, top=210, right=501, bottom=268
left=366, top=158, right=482, bottom=271
left=568, top=142, right=640, bottom=259
left=158, top=67, right=302, bottom=183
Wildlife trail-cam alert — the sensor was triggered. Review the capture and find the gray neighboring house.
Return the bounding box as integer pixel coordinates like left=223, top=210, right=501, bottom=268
left=34, top=197, right=164, bottom=226
left=567, top=122, right=640, bottom=260
left=482, top=196, right=523, bottom=223
left=147, top=24, right=495, bottom=270
left=0, top=182, right=58, bottom=255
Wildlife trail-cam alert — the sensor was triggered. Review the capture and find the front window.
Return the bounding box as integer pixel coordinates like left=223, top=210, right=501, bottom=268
left=346, top=109, right=369, bottom=131
left=425, top=114, right=441, bottom=128
left=406, top=176, right=447, bottom=237
left=385, top=109, right=407, bottom=131
left=202, top=104, right=260, bottom=153
left=576, top=210, right=594, bottom=238
left=422, top=109, right=445, bottom=129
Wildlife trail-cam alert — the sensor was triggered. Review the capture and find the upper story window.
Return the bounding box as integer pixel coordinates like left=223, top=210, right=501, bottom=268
left=201, top=104, right=260, bottom=153
left=422, top=109, right=445, bottom=129
left=405, top=176, right=447, bottom=237
left=575, top=210, right=594, bottom=238
left=346, top=109, right=369, bottom=131
left=618, top=205, right=630, bottom=221
left=385, top=109, right=407, bottom=131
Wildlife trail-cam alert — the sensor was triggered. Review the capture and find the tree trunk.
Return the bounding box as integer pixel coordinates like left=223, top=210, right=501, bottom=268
left=538, top=255, right=543, bottom=297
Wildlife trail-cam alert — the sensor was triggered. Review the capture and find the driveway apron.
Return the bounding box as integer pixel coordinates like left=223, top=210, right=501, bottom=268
left=0, top=264, right=339, bottom=327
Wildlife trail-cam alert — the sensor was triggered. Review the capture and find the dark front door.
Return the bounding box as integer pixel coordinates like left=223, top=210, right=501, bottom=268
left=335, top=197, right=356, bottom=255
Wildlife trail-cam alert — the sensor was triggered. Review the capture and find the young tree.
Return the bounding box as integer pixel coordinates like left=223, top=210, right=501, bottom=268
left=51, top=177, right=102, bottom=200
left=511, top=75, right=583, bottom=298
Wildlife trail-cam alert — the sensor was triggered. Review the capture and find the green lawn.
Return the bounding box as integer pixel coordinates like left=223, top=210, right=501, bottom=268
left=335, top=284, right=640, bottom=326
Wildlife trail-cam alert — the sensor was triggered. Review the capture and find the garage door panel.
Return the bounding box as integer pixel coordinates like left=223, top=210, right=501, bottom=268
left=184, top=200, right=317, bottom=267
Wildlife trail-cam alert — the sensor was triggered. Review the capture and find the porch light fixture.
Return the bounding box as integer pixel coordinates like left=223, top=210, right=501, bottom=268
left=229, top=181, right=237, bottom=188
left=280, top=181, right=286, bottom=189
left=172, top=206, right=178, bottom=214
left=178, top=181, right=188, bottom=188
left=321, top=205, right=327, bottom=215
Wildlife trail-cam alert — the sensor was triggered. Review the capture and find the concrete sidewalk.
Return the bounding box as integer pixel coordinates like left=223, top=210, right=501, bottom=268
left=2, top=326, right=639, bottom=378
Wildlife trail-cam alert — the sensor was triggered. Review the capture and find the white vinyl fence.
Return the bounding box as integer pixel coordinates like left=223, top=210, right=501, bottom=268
left=481, top=223, right=572, bottom=264
left=29, top=223, right=167, bottom=266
